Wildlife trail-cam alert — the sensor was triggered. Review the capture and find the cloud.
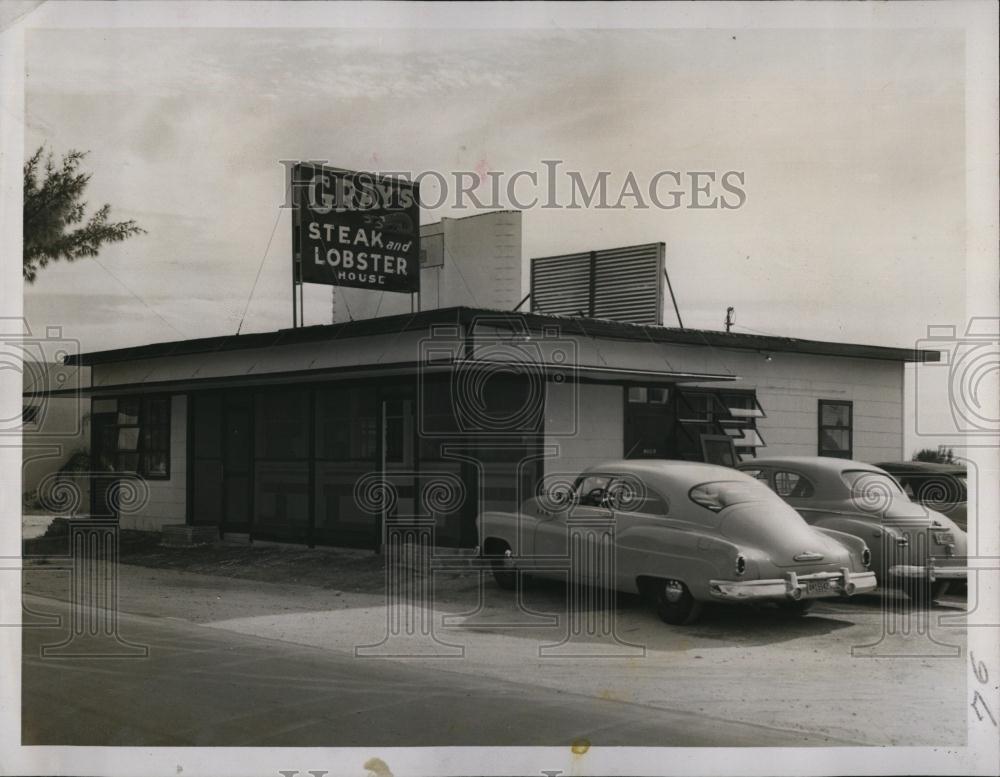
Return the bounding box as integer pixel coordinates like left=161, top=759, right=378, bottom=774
left=23, top=26, right=965, bottom=352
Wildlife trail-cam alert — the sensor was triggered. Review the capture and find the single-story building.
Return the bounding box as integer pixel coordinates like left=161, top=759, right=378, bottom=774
left=59, top=305, right=938, bottom=550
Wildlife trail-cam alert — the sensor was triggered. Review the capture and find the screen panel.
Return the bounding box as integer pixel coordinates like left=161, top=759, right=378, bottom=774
left=530, top=242, right=664, bottom=325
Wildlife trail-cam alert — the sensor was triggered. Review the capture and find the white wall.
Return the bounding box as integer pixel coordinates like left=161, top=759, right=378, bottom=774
left=120, top=394, right=187, bottom=531
left=330, top=210, right=523, bottom=322
left=543, top=382, right=623, bottom=480
left=540, top=347, right=905, bottom=479
left=688, top=349, right=905, bottom=463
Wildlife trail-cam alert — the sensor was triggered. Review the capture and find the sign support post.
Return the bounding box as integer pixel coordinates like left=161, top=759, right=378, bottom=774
left=291, top=181, right=301, bottom=328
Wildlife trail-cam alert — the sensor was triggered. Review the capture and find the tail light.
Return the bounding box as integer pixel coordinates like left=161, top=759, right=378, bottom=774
left=735, top=554, right=747, bottom=576
left=861, top=548, right=872, bottom=568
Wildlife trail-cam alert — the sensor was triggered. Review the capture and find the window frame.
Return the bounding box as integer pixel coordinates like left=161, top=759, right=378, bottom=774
left=573, top=473, right=615, bottom=508
left=93, top=395, right=172, bottom=480
left=772, top=469, right=815, bottom=499
left=676, top=387, right=765, bottom=459
left=817, top=399, right=853, bottom=459
left=608, top=479, right=670, bottom=517
left=139, top=396, right=172, bottom=479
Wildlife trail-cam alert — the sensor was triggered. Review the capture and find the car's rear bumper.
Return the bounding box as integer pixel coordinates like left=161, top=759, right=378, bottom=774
left=708, top=568, right=877, bottom=602
left=889, top=563, right=968, bottom=581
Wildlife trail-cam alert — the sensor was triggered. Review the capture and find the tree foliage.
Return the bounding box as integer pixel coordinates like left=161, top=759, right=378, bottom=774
left=913, top=447, right=955, bottom=464
left=23, top=146, right=145, bottom=282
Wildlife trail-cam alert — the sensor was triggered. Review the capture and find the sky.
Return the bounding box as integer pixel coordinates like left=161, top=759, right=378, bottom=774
left=22, top=24, right=970, bottom=453
left=23, top=26, right=966, bottom=346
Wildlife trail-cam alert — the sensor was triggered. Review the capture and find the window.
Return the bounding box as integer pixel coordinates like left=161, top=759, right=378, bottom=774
left=903, top=474, right=967, bottom=506
left=92, top=396, right=171, bottom=478
left=256, top=389, right=309, bottom=460
left=140, top=397, right=171, bottom=477
left=383, top=399, right=413, bottom=465
left=701, top=434, right=738, bottom=467
left=773, top=470, right=814, bottom=498
left=628, top=386, right=669, bottom=404
left=609, top=481, right=669, bottom=516
left=676, top=388, right=766, bottom=459
left=315, top=386, right=377, bottom=461
left=818, top=400, right=852, bottom=458
left=574, top=474, right=613, bottom=507
left=840, top=469, right=903, bottom=496
left=740, top=468, right=772, bottom=484
left=688, top=480, right=772, bottom=513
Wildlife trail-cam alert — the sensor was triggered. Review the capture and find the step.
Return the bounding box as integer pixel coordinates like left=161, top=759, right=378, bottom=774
left=160, top=524, right=219, bottom=547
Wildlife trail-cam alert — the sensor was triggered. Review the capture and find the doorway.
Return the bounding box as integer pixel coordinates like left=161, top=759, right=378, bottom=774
left=190, top=392, right=253, bottom=536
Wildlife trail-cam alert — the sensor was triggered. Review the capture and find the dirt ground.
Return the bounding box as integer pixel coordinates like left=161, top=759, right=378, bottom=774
left=24, top=529, right=390, bottom=591
left=22, top=531, right=969, bottom=747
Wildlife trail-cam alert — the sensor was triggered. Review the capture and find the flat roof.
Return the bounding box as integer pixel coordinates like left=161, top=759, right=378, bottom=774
left=65, top=306, right=939, bottom=367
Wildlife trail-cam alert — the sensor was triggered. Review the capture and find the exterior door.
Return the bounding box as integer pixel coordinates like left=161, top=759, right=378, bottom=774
left=191, top=392, right=253, bottom=535
left=379, top=395, right=417, bottom=547
left=222, top=397, right=253, bottom=534
left=624, top=386, right=674, bottom=458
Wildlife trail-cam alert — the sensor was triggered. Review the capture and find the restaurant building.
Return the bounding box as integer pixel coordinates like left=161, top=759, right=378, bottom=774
left=57, top=210, right=938, bottom=550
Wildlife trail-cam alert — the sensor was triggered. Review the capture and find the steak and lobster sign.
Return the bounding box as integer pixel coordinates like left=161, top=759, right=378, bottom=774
left=292, top=163, right=420, bottom=293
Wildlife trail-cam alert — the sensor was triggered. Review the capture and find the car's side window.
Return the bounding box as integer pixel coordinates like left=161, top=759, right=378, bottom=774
left=773, top=470, right=814, bottom=498
left=607, top=479, right=669, bottom=516
left=741, top=468, right=771, bottom=485
left=574, top=475, right=613, bottom=507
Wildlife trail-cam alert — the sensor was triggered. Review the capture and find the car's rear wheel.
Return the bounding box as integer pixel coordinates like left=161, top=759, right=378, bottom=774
left=646, top=578, right=703, bottom=625
left=484, top=540, right=516, bottom=590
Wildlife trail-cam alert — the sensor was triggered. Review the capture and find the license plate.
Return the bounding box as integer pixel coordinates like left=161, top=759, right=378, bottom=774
left=934, top=532, right=955, bottom=545
left=806, top=579, right=832, bottom=595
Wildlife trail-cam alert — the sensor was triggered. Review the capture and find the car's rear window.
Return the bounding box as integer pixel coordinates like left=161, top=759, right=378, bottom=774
left=840, top=470, right=904, bottom=499
left=688, top=479, right=773, bottom=512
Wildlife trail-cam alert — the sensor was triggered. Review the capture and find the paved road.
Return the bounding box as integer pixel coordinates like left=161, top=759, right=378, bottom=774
left=22, top=593, right=863, bottom=747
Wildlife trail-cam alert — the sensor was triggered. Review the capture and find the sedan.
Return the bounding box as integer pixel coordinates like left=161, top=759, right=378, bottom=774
left=874, top=461, right=968, bottom=532
left=737, top=456, right=968, bottom=599
left=477, top=459, right=876, bottom=625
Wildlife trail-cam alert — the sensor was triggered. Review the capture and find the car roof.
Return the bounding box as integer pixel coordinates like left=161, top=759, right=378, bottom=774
left=874, top=461, right=967, bottom=475
left=587, top=459, right=749, bottom=482
left=737, top=456, right=885, bottom=474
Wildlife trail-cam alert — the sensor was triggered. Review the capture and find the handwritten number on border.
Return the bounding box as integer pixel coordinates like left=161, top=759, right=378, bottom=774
left=970, top=652, right=997, bottom=726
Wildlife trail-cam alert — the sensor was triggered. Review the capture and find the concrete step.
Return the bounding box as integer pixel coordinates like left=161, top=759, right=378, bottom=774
left=160, top=524, right=219, bottom=547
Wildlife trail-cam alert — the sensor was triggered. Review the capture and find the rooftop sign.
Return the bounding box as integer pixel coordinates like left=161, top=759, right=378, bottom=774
left=292, top=163, right=420, bottom=294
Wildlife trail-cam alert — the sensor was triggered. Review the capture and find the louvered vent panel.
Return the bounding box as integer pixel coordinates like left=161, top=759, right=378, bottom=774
left=530, top=243, right=663, bottom=325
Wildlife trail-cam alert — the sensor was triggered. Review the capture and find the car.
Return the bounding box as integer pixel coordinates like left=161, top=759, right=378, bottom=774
left=736, top=456, right=968, bottom=599
left=873, top=461, right=968, bottom=532
left=477, top=459, right=877, bottom=625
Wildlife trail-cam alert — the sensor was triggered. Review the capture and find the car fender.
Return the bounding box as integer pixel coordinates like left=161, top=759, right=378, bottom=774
left=616, top=523, right=747, bottom=600
left=814, top=526, right=869, bottom=571
left=807, top=511, right=907, bottom=580
left=800, top=510, right=883, bottom=541
left=477, top=511, right=522, bottom=554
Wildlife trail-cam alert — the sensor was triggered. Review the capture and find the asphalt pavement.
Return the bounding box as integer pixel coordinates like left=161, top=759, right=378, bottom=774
left=21, top=593, right=861, bottom=747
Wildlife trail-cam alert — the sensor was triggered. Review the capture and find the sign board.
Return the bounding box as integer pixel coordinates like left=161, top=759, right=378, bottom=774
left=292, top=163, right=420, bottom=293
left=530, top=242, right=665, bottom=326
